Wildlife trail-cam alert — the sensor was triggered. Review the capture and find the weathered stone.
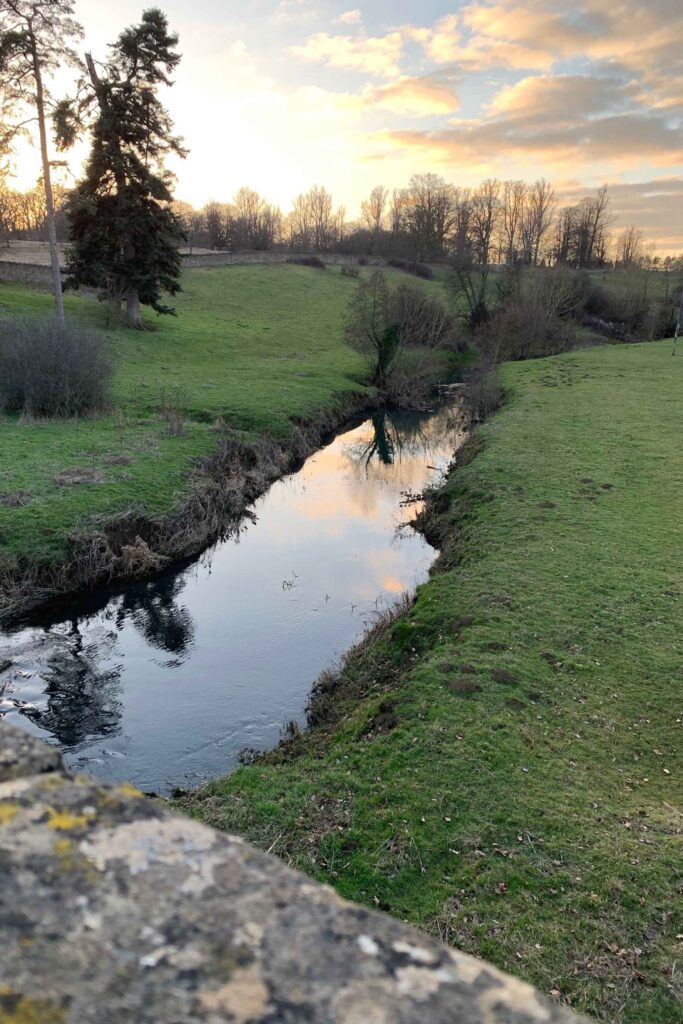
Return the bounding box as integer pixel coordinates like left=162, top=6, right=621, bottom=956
left=0, top=719, right=63, bottom=781
left=0, top=720, right=587, bottom=1023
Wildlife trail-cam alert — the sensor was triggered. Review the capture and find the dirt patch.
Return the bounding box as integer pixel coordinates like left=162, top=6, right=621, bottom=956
left=0, top=491, right=30, bottom=507
left=453, top=615, right=475, bottom=632
left=537, top=500, right=556, bottom=509
left=459, top=663, right=477, bottom=674
left=439, top=661, right=455, bottom=673
left=485, top=641, right=507, bottom=652
left=505, top=698, right=526, bottom=710
left=580, top=477, right=594, bottom=484
left=54, top=468, right=105, bottom=487
left=482, top=591, right=512, bottom=607
left=449, top=678, right=482, bottom=695
left=103, top=455, right=133, bottom=466
left=491, top=668, right=518, bottom=685
left=361, top=699, right=399, bottom=738
left=601, top=482, right=615, bottom=490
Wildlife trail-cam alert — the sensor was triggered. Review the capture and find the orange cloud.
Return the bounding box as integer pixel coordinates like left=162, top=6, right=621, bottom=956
left=290, top=30, right=403, bottom=78
left=336, top=9, right=362, bottom=26
left=365, top=76, right=461, bottom=116
left=487, top=74, right=636, bottom=122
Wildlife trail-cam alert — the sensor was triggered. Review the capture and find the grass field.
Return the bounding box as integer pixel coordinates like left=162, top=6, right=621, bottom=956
left=0, top=265, right=454, bottom=573
left=181, top=339, right=682, bottom=1023
left=0, top=265, right=460, bottom=576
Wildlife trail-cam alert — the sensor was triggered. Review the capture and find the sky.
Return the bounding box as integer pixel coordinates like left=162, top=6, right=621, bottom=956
left=8, top=0, right=683, bottom=252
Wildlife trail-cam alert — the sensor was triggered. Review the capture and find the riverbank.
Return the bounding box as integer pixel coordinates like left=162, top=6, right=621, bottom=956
left=0, top=266, right=458, bottom=622
left=179, top=338, right=681, bottom=1024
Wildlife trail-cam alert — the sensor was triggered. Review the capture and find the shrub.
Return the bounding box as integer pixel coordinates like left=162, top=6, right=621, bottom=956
left=390, top=283, right=457, bottom=350
left=387, top=257, right=433, bottom=280
left=0, top=316, right=113, bottom=418
left=287, top=255, right=326, bottom=270
left=584, top=271, right=667, bottom=340
left=340, top=265, right=360, bottom=279
left=478, top=267, right=586, bottom=361
left=357, top=256, right=369, bottom=266
left=464, top=359, right=504, bottom=422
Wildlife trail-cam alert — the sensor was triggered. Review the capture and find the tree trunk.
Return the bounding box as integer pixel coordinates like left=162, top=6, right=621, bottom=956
left=29, top=27, right=64, bottom=327
left=126, top=291, right=142, bottom=328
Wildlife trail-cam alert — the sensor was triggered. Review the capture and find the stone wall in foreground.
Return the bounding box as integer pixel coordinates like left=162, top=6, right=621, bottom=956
left=0, top=720, right=586, bottom=1024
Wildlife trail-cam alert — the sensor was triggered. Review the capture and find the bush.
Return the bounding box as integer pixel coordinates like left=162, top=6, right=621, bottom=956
left=583, top=270, right=669, bottom=340
left=387, top=257, right=433, bottom=280
left=478, top=267, right=586, bottom=361
left=0, top=317, right=113, bottom=418
left=357, top=256, right=369, bottom=266
left=390, top=283, right=458, bottom=350
left=286, top=255, right=326, bottom=270
left=464, top=359, right=504, bottom=422
left=340, top=265, right=360, bottom=279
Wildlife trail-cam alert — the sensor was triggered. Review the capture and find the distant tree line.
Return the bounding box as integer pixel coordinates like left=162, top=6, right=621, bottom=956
left=1, top=167, right=682, bottom=278
left=169, top=175, right=681, bottom=273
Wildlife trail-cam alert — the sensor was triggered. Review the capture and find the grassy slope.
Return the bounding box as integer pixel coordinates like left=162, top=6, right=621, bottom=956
left=182, top=339, right=682, bottom=1023
left=0, top=266, right=374, bottom=570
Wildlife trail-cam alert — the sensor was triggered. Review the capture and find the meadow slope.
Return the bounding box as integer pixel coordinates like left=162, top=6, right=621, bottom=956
left=0, top=266, right=371, bottom=574
left=182, top=339, right=682, bottom=1024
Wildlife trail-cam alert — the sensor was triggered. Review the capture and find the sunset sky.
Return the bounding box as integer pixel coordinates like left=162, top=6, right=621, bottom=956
left=10, top=0, right=683, bottom=252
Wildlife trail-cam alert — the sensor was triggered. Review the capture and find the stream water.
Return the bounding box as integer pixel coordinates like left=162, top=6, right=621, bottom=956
left=0, top=401, right=465, bottom=794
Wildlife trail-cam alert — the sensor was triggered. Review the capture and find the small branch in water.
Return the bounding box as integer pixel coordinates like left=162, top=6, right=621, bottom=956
left=400, top=489, right=426, bottom=506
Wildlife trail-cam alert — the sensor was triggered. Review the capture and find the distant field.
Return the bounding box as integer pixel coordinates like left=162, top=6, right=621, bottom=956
left=0, top=264, right=456, bottom=574
left=184, top=338, right=682, bottom=1024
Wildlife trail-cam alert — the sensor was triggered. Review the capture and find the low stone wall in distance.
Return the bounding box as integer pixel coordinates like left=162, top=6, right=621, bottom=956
left=0, top=719, right=586, bottom=1024
left=0, top=250, right=387, bottom=287
left=180, top=250, right=387, bottom=268
left=0, top=260, right=55, bottom=286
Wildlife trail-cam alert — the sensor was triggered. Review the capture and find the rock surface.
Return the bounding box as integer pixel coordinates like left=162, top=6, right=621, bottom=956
left=0, top=719, right=587, bottom=1023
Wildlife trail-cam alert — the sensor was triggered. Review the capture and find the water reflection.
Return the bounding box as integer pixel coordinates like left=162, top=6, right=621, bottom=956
left=22, top=637, right=123, bottom=748
left=119, top=576, right=196, bottom=658
left=0, top=401, right=465, bottom=792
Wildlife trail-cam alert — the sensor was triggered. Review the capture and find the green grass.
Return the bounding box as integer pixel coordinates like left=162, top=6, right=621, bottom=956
left=0, top=267, right=366, bottom=569
left=0, top=265, right=458, bottom=571
left=181, top=339, right=682, bottom=1023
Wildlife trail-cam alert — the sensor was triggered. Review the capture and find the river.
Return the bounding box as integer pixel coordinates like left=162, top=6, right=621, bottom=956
left=0, top=401, right=465, bottom=793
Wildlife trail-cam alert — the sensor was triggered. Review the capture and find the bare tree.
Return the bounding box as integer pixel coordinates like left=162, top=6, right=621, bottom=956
left=403, top=173, right=456, bottom=259
left=470, top=178, right=500, bottom=266
left=389, top=188, right=405, bottom=234
left=452, top=187, right=473, bottom=261
left=361, top=185, right=388, bottom=233
left=290, top=191, right=312, bottom=248
left=616, top=224, right=644, bottom=267
left=0, top=0, right=82, bottom=324
left=521, top=178, right=555, bottom=264
left=308, top=184, right=334, bottom=250
left=501, top=180, right=526, bottom=264
left=202, top=200, right=231, bottom=249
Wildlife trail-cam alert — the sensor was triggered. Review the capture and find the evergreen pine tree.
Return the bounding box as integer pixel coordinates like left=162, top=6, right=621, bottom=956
left=57, top=8, right=186, bottom=327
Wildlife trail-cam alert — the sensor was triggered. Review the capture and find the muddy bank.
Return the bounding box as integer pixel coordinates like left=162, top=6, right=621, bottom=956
left=0, top=393, right=377, bottom=625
